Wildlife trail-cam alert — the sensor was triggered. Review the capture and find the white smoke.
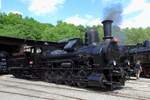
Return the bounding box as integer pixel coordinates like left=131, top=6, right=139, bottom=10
left=103, top=3, right=123, bottom=25
left=103, top=3, right=125, bottom=44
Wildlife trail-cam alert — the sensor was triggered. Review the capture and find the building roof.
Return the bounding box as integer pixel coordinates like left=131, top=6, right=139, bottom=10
left=0, top=36, right=65, bottom=47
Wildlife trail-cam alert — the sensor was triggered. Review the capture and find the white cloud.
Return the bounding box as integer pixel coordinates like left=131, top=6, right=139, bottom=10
left=85, top=14, right=93, bottom=19
left=123, top=0, right=145, bottom=15
left=121, top=0, right=150, bottom=28
left=64, top=15, right=101, bottom=26
left=26, top=0, right=65, bottom=15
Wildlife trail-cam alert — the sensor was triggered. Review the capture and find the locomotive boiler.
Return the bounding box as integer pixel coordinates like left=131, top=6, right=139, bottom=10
left=8, top=20, right=126, bottom=90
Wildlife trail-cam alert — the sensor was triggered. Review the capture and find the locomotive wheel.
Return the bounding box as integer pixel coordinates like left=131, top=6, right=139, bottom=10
left=105, top=84, right=113, bottom=91
left=12, top=70, right=24, bottom=79
left=77, top=70, right=88, bottom=88
left=44, top=71, right=54, bottom=83
left=13, top=73, right=23, bottom=78
left=64, top=71, right=74, bottom=86
left=55, top=72, right=64, bottom=84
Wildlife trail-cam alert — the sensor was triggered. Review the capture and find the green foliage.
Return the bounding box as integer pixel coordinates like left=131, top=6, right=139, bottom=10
left=42, top=21, right=85, bottom=42
left=0, top=12, right=50, bottom=40
left=0, top=12, right=86, bottom=42
left=0, top=12, right=150, bottom=44
left=123, top=27, right=150, bottom=44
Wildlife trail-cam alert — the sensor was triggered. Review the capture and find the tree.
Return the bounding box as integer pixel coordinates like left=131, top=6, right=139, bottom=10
left=123, top=27, right=150, bottom=44
left=0, top=12, right=150, bottom=44
left=42, top=21, right=84, bottom=42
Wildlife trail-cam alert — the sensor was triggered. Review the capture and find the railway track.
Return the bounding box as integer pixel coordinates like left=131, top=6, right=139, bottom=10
left=0, top=90, right=54, bottom=100
left=0, top=75, right=150, bottom=100
left=0, top=79, right=89, bottom=92
left=2, top=78, right=150, bottom=93
left=0, top=81, right=83, bottom=100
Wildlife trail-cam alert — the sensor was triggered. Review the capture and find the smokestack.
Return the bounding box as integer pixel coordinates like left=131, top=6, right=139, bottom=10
left=102, top=20, right=113, bottom=40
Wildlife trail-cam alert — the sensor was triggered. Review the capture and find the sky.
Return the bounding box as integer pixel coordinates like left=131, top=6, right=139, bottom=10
left=1, top=0, right=150, bottom=28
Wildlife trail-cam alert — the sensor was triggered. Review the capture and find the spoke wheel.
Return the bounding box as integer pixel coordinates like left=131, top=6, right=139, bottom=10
left=64, top=71, right=74, bottom=86
left=12, top=71, right=24, bottom=79
left=77, top=70, right=88, bottom=88
left=105, top=84, right=113, bottom=91
left=55, top=72, right=64, bottom=84
left=44, top=71, right=54, bottom=83
left=13, top=73, right=22, bottom=78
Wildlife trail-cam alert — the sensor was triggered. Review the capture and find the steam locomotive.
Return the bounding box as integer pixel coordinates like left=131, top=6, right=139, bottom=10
left=8, top=20, right=126, bottom=90
left=127, top=40, right=150, bottom=77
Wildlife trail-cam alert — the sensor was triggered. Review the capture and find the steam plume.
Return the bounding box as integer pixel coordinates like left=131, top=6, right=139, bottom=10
left=103, top=3, right=123, bottom=25
left=103, top=3, right=125, bottom=43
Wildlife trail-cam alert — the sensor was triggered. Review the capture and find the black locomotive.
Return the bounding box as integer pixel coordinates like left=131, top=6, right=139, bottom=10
left=126, top=40, right=150, bottom=77
left=8, top=20, right=126, bottom=90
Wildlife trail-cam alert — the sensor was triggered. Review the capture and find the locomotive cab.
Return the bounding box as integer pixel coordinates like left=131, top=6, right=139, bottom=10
left=24, top=45, right=42, bottom=54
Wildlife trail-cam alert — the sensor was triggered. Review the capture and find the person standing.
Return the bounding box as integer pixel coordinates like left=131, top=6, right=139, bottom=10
left=135, top=60, right=142, bottom=79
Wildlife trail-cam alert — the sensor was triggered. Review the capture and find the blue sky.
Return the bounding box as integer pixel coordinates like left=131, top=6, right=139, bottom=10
left=1, top=0, right=150, bottom=28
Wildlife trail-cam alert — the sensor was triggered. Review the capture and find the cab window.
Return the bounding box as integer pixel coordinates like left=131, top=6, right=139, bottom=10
left=36, top=48, right=42, bottom=54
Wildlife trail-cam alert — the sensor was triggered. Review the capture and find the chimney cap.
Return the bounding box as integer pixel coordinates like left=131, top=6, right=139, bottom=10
left=102, top=20, right=113, bottom=24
